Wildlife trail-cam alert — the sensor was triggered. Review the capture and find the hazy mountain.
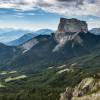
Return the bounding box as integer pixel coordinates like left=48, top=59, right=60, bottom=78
left=90, top=28, right=100, bottom=35
left=34, top=29, right=53, bottom=35
left=0, top=29, right=32, bottom=43
left=7, top=33, right=35, bottom=46
left=0, top=28, right=16, bottom=34
left=0, top=18, right=100, bottom=72
left=6, top=29, right=53, bottom=46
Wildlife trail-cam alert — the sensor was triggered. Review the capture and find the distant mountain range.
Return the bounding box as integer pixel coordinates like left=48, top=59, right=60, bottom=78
left=7, top=33, right=35, bottom=46
left=90, top=28, right=100, bottom=35
left=33, top=29, right=53, bottom=35
left=4, top=29, right=53, bottom=46
left=0, top=29, right=32, bottom=43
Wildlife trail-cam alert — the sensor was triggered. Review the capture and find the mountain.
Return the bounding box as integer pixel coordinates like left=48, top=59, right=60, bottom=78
left=9, top=32, right=100, bottom=72
left=0, top=43, right=20, bottom=65
left=90, top=28, right=100, bottom=35
left=8, top=18, right=100, bottom=73
left=7, top=33, right=35, bottom=46
left=56, top=18, right=88, bottom=34
left=54, top=18, right=88, bottom=51
left=6, top=29, right=53, bottom=46
left=0, top=40, right=100, bottom=100
left=0, top=28, right=14, bottom=34
left=0, top=29, right=32, bottom=43
left=0, top=18, right=100, bottom=100
left=0, top=18, right=100, bottom=73
left=34, top=29, right=53, bottom=35
left=0, top=44, right=100, bottom=100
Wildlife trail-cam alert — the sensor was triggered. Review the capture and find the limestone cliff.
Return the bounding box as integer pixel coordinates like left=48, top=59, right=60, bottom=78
left=60, top=77, right=100, bottom=100
left=53, top=18, right=88, bottom=51
left=57, top=18, right=88, bottom=33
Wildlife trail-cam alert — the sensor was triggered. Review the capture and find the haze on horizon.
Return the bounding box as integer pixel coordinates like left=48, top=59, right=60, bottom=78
left=0, top=0, right=100, bottom=31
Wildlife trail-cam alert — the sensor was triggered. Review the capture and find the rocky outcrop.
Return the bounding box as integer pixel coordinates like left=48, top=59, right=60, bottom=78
left=60, top=77, right=100, bottom=100
left=60, top=87, right=73, bottom=100
left=53, top=18, right=88, bottom=51
left=20, top=38, right=39, bottom=53
left=57, top=18, right=88, bottom=34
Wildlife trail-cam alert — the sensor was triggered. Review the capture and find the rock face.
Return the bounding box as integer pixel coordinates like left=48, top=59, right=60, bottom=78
left=57, top=18, right=88, bottom=34
left=55, top=18, right=88, bottom=42
left=53, top=18, right=88, bottom=51
left=20, top=38, right=39, bottom=53
left=60, top=77, right=100, bottom=100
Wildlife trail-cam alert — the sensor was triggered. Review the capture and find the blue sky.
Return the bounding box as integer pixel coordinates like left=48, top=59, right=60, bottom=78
left=0, top=0, right=100, bottom=31
left=0, top=8, right=61, bottom=30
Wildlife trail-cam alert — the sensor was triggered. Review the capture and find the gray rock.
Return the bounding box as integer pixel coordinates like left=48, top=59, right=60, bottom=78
left=60, top=87, right=73, bottom=100
left=60, top=77, right=100, bottom=100
left=58, top=18, right=87, bottom=33
left=53, top=18, right=88, bottom=51
left=55, top=18, right=88, bottom=42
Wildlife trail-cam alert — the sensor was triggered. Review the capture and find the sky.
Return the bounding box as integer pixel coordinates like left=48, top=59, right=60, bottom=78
left=0, top=0, right=100, bottom=31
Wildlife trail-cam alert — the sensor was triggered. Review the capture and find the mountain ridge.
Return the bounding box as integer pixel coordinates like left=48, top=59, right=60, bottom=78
left=6, top=29, right=53, bottom=46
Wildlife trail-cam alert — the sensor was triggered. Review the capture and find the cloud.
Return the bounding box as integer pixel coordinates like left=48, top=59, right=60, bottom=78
left=0, top=0, right=100, bottom=31
left=39, top=0, right=100, bottom=17
left=0, top=0, right=99, bottom=17
left=0, top=0, right=37, bottom=10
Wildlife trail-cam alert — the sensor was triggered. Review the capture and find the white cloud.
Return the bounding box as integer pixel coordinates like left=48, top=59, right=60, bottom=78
left=0, top=0, right=100, bottom=30
left=0, top=0, right=37, bottom=10
left=0, top=0, right=100, bottom=17
left=39, top=0, right=100, bottom=16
